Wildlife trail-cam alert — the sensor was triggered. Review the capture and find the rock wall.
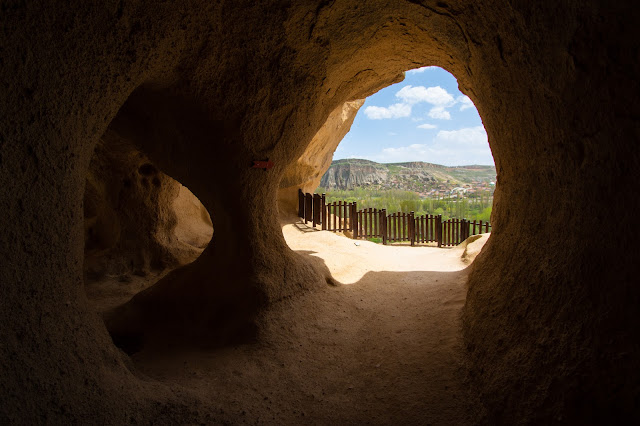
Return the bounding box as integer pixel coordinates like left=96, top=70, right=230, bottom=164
left=278, top=99, right=365, bottom=214
left=1, top=1, right=638, bottom=423
left=84, top=130, right=212, bottom=281
left=320, top=160, right=389, bottom=190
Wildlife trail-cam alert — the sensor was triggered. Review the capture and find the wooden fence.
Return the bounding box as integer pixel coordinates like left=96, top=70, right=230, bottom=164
left=298, top=189, right=491, bottom=247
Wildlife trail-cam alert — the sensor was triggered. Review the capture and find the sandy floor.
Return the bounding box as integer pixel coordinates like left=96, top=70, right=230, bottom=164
left=89, top=218, right=487, bottom=424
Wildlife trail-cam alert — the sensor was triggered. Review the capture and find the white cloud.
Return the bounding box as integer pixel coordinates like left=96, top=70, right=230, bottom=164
left=380, top=144, right=428, bottom=157
left=364, top=103, right=412, bottom=119
left=428, top=106, right=451, bottom=120
left=362, top=85, right=477, bottom=122
left=458, top=95, right=474, bottom=111
left=396, top=85, right=454, bottom=105
left=436, top=126, right=487, bottom=147
left=369, top=126, right=492, bottom=166
left=417, top=123, right=437, bottom=130
left=405, top=66, right=437, bottom=74
left=387, top=131, right=398, bottom=136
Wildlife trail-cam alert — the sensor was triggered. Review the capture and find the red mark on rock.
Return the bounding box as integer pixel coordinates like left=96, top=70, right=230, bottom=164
left=252, top=160, right=274, bottom=170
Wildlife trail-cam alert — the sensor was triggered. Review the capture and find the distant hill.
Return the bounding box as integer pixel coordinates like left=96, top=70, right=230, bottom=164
left=319, top=158, right=496, bottom=193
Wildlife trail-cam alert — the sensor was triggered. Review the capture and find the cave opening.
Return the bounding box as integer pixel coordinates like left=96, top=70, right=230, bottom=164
left=280, top=66, right=495, bottom=285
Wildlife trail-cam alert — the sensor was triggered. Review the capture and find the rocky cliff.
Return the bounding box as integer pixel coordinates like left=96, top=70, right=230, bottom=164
left=320, top=159, right=388, bottom=189
left=320, top=159, right=495, bottom=191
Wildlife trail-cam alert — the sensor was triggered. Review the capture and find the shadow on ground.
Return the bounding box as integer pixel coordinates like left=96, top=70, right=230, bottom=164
left=121, top=247, right=477, bottom=425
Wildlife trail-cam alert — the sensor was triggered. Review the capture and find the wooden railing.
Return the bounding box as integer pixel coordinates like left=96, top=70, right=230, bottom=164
left=298, top=189, right=491, bottom=247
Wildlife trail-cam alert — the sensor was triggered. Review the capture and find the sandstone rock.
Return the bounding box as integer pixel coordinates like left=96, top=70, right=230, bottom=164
left=460, top=233, right=489, bottom=264
left=84, top=130, right=212, bottom=281
left=278, top=99, right=365, bottom=214
left=1, top=1, right=638, bottom=424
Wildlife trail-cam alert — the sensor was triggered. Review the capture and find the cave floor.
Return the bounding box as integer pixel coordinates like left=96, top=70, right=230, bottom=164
left=113, top=219, right=482, bottom=424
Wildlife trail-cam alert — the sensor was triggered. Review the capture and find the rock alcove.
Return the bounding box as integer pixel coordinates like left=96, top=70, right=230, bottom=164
left=83, top=128, right=213, bottom=318
left=1, top=1, right=638, bottom=424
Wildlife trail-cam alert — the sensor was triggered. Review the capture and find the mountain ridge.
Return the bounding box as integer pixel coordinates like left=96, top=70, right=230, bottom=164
left=330, top=158, right=494, bottom=170
left=319, top=158, right=496, bottom=194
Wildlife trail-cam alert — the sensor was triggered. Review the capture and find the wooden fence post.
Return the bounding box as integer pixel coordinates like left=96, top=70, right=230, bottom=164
left=304, top=193, right=313, bottom=224
left=333, top=202, right=337, bottom=231
left=450, top=219, right=454, bottom=245
left=312, top=193, right=321, bottom=227
left=452, top=219, right=455, bottom=246
left=342, top=201, right=346, bottom=231
left=392, top=213, right=396, bottom=243
left=463, top=219, right=467, bottom=241
left=351, top=202, right=358, bottom=239
left=321, top=194, right=326, bottom=230
left=453, top=219, right=457, bottom=245
left=444, top=219, right=448, bottom=246
left=346, top=202, right=349, bottom=232
left=380, top=209, right=387, bottom=244
left=410, top=211, right=415, bottom=246
left=298, top=189, right=304, bottom=219
left=461, top=219, right=467, bottom=242
left=343, top=201, right=348, bottom=232
left=432, top=214, right=436, bottom=243
left=373, top=208, right=379, bottom=239
left=436, top=215, right=442, bottom=247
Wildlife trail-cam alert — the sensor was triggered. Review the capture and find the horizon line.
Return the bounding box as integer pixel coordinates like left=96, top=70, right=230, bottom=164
left=331, top=157, right=496, bottom=168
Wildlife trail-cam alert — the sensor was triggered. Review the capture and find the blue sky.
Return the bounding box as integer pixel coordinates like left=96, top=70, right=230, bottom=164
left=334, top=66, right=494, bottom=166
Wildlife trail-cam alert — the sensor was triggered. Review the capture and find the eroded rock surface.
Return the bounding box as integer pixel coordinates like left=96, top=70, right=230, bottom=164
left=320, top=159, right=390, bottom=190
left=278, top=99, right=365, bottom=214
left=1, top=1, right=638, bottom=424
left=84, top=130, right=212, bottom=281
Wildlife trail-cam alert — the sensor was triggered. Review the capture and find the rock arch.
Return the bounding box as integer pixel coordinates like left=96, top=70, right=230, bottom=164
left=1, top=1, right=638, bottom=423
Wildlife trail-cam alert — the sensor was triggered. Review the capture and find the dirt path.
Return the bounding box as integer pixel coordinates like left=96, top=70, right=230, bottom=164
left=121, top=219, right=484, bottom=424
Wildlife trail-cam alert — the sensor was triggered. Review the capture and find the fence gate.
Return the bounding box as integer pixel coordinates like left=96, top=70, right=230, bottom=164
left=386, top=212, right=416, bottom=245
left=354, top=207, right=386, bottom=242
left=325, top=200, right=354, bottom=232
left=414, top=214, right=441, bottom=245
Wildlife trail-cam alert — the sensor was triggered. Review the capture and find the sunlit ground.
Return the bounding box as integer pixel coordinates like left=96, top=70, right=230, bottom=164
left=283, top=220, right=473, bottom=285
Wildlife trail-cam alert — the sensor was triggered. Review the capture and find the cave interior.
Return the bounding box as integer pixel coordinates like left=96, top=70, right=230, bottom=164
left=1, top=1, right=639, bottom=424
